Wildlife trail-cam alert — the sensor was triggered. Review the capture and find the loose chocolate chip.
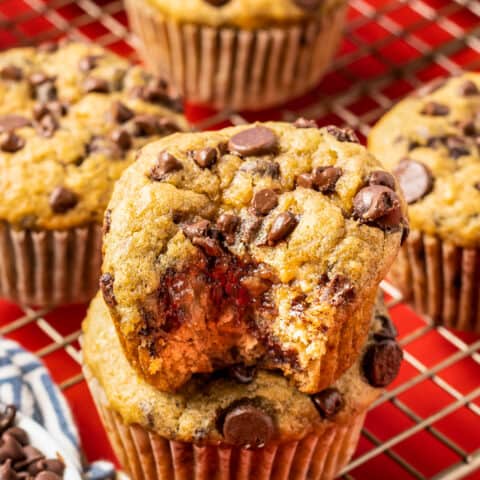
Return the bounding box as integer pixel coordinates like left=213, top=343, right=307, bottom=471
left=0, top=132, right=25, bottom=153
left=49, top=187, right=78, bottom=213
left=353, top=185, right=402, bottom=228
left=312, top=166, right=343, bottom=193
left=0, top=406, right=16, bottom=433
left=0, top=115, right=31, bottom=133
left=374, top=314, right=398, bottom=341
left=293, top=117, right=318, bottom=129
left=322, top=274, right=356, bottom=307
left=293, top=0, right=322, bottom=10
left=326, top=125, right=360, bottom=143
left=36, top=114, right=58, bottom=138
left=267, top=212, right=298, bottom=246
left=216, top=213, right=239, bottom=244
left=459, top=80, right=479, bottom=96
left=228, top=126, right=278, bottom=156
left=83, top=76, right=109, bottom=93
left=363, top=339, right=403, bottom=387
left=100, top=273, right=117, bottom=307
left=394, top=159, right=433, bottom=204
left=252, top=189, right=278, bottom=216
left=0, top=65, right=22, bottom=81
left=111, top=129, right=132, bottom=150
left=420, top=101, right=450, bottom=116
left=311, top=388, right=344, bottom=419
left=204, top=0, right=231, bottom=5
left=229, top=365, right=257, bottom=384
left=368, top=170, right=396, bottom=190
left=110, top=101, right=134, bottom=124
left=78, top=55, right=101, bottom=72
left=149, top=151, right=183, bottom=180
left=222, top=404, right=274, bottom=447
left=191, top=147, right=217, bottom=168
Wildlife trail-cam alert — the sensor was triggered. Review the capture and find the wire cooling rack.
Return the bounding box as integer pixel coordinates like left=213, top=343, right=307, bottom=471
left=0, top=0, right=479, bottom=479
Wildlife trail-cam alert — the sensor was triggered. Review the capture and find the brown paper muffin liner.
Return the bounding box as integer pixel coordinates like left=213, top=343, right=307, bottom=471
left=389, top=230, right=480, bottom=332
left=0, top=222, right=102, bottom=307
left=125, top=0, right=347, bottom=111
left=86, top=373, right=366, bottom=480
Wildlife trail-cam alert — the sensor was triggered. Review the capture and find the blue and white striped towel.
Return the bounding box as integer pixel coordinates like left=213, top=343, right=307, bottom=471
left=0, top=337, right=116, bottom=479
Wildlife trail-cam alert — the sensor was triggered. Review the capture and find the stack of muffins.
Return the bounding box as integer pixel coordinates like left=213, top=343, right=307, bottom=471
left=82, top=121, right=407, bottom=479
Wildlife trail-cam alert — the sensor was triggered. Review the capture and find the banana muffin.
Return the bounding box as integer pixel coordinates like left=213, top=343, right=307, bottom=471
left=83, top=292, right=402, bottom=480
left=125, top=0, right=348, bottom=109
left=100, top=121, right=407, bottom=394
left=369, top=72, right=480, bottom=331
left=0, top=41, right=188, bottom=307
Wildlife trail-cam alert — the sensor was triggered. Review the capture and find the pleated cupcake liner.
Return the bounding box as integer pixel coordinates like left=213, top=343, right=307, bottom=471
left=0, top=221, right=102, bottom=307
left=389, top=230, right=480, bottom=332
left=125, top=0, right=347, bottom=110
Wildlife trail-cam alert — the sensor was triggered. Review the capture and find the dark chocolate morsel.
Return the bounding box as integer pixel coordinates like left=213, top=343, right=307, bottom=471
left=363, top=339, right=403, bottom=387
left=475, top=182, right=480, bottom=191
left=182, top=219, right=210, bottom=240
left=293, top=118, right=318, bottom=129
left=368, top=170, right=396, bottom=190
left=311, top=388, right=344, bottom=419
left=420, top=101, right=450, bottom=116
left=458, top=80, right=479, bottom=96
left=216, top=213, right=239, bottom=244
left=353, top=185, right=402, bottom=228
left=0, top=65, right=23, bottom=81
left=228, top=126, right=278, bottom=156
left=149, top=151, right=183, bottom=180
left=312, top=166, right=343, bottom=193
left=49, top=187, right=78, bottom=214
left=267, top=212, right=298, bottom=246
left=393, top=159, right=433, bottom=204
left=1, top=132, right=25, bottom=153
left=325, top=125, right=360, bottom=143
left=111, top=129, right=132, bottom=151
left=296, top=173, right=314, bottom=189
left=191, top=147, right=218, bottom=168
left=229, top=364, right=257, bottom=384
left=100, top=273, right=117, bottom=307
left=222, top=404, right=274, bottom=448
left=252, top=189, right=278, bottom=216
left=321, top=274, right=356, bottom=307
left=36, top=114, right=58, bottom=138
left=110, top=101, right=134, bottom=124
left=131, top=114, right=160, bottom=136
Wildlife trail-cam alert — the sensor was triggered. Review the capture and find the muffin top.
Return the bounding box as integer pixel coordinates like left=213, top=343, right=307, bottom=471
left=83, top=292, right=401, bottom=446
left=369, top=72, right=480, bottom=248
left=0, top=41, right=187, bottom=231
left=101, top=121, right=407, bottom=394
left=143, top=0, right=344, bottom=29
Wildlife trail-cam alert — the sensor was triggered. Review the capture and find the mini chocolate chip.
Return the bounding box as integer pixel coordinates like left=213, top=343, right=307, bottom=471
left=312, top=166, right=343, bottom=193
left=368, top=170, right=396, bottom=190
left=0, top=459, right=16, bottom=480
left=36, top=114, right=58, bottom=138
left=229, top=126, right=278, bottom=156
left=0, top=115, right=31, bottom=133
left=374, top=314, right=398, bottom=341
left=222, top=404, right=274, bottom=448
left=312, top=388, right=344, bottom=419
left=204, top=0, right=231, bottom=5
left=0, top=65, right=22, bottom=81
left=111, top=129, right=132, bottom=150
left=83, top=76, right=109, bottom=93
left=363, top=339, right=403, bottom=387
left=394, top=159, right=433, bottom=204
left=293, top=0, right=322, bottom=10
left=78, top=55, right=101, bottom=72
left=191, top=147, right=217, bottom=168
left=49, top=187, right=78, bottom=214
left=0, top=406, right=16, bottom=433
left=293, top=118, right=318, bottom=129
left=459, top=80, right=479, bottom=96
left=322, top=274, right=356, bottom=306
left=252, top=189, right=278, bottom=216
left=1, top=132, right=25, bottom=153
left=100, top=273, right=117, bottom=307
left=326, top=125, right=360, bottom=143
left=229, top=365, right=257, bottom=384
left=267, top=212, right=298, bottom=246
left=149, top=151, right=183, bottom=180
left=420, top=102, right=450, bottom=116
left=110, top=101, right=134, bottom=124
left=216, top=213, right=239, bottom=244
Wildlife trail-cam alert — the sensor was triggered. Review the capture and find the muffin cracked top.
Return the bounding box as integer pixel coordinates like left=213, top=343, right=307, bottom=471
left=369, top=72, right=480, bottom=248
left=101, top=121, right=407, bottom=394
left=0, top=41, right=187, bottom=231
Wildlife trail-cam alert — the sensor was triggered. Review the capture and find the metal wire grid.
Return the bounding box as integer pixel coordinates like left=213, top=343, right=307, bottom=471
left=0, top=0, right=479, bottom=478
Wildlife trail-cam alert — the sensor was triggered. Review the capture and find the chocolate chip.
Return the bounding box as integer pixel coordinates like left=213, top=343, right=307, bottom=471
left=36, top=114, right=58, bottom=138
left=149, top=151, right=183, bottom=180
left=445, top=136, right=469, bottom=159
left=374, top=314, right=398, bottom=341
left=35, top=81, right=57, bottom=103
left=311, top=388, right=344, bottom=419
left=204, top=0, right=231, bottom=5
left=33, top=101, right=67, bottom=121
left=241, top=217, right=263, bottom=244
left=216, top=213, right=239, bottom=244
left=293, top=0, right=322, bottom=10
left=157, top=117, right=182, bottom=135
left=267, top=212, right=298, bottom=246
left=228, top=126, right=278, bottom=156
left=459, top=80, right=479, bottom=96
left=49, top=187, right=78, bottom=213
left=325, top=125, right=360, bottom=143
left=312, top=166, right=343, bottom=193
left=0, top=132, right=25, bottom=153
left=110, top=101, right=134, bottom=124
left=293, top=118, right=318, bottom=129
left=111, top=129, right=132, bottom=150
left=394, top=159, right=433, bottom=204
left=321, top=274, right=356, bottom=306
left=459, top=120, right=477, bottom=137
left=182, top=219, right=210, bottom=240
left=83, top=76, right=109, bottom=93
left=0, top=65, right=22, bottom=81
left=229, top=365, right=257, bottom=384
left=191, top=147, right=217, bottom=168
left=0, top=115, right=31, bottom=133
left=368, top=170, right=396, bottom=190
left=420, top=102, right=450, bottom=116
left=222, top=404, right=274, bottom=447
left=363, top=339, right=403, bottom=387
left=240, top=159, right=281, bottom=178
left=475, top=182, right=480, bottom=191
left=0, top=406, right=16, bottom=433
left=130, top=114, right=160, bottom=136
left=78, top=55, right=101, bottom=72
left=86, top=136, right=123, bottom=159
left=252, top=189, right=278, bottom=216
left=100, top=273, right=117, bottom=307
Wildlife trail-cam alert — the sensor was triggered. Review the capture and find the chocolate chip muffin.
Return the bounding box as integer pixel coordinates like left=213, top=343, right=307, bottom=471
left=0, top=41, right=188, bottom=307
left=83, top=292, right=402, bottom=480
left=101, top=121, right=407, bottom=394
left=125, top=0, right=348, bottom=109
left=369, top=72, right=480, bottom=331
